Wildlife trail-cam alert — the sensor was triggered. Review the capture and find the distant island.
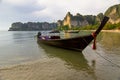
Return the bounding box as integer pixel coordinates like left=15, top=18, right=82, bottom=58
left=8, top=4, right=120, bottom=31
left=8, top=22, right=57, bottom=31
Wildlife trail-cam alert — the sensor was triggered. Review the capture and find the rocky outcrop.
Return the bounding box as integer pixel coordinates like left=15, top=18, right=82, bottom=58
left=8, top=22, right=57, bottom=31
left=63, top=12, right=89, bottom=28
left=58, top=4, right=120, bottom=28
left=57, top=20, right=63, bottom=27
left=58, top=12, right=102, bottom=28
left=105, top=4, right=120, bottom=24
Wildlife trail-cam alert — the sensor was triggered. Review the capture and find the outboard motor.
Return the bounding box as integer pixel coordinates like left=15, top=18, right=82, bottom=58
left=37, top=32, right=41, bottom=38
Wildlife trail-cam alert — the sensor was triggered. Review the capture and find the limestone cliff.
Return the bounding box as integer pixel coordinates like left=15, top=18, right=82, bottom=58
left=59, top=12, right=102, bottom=28
left=62, top=4, right=120, bottom=27
left=8, top=22, right=57, bottom=31
left=63, top=12, right=89, bottom=28
left=105, top=4, right=120, bottom=24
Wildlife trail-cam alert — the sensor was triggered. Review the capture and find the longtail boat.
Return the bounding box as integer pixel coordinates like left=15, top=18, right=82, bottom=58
left=37, top=16, right=109, bottom=51
left=64, top=30, right=79, bottom=33
left=49, top=30, right=60, bottom=33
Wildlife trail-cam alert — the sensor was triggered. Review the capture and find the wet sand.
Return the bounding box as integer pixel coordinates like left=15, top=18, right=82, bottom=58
left=0, top=58, right=93, bottom=80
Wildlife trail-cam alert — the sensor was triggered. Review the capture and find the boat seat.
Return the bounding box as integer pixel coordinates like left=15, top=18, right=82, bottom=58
left=50, top=36, right=60, bottom=39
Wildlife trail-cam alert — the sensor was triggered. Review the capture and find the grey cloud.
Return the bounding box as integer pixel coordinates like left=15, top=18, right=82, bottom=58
left=1, top=0, right=46, bottom=14
left=13, top=4, right=46, bottom=14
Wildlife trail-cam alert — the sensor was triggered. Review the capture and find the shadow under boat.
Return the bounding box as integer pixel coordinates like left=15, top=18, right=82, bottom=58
left=37, top=42, right=97, bottom=79
left=37, top=41, right=88, bottom=70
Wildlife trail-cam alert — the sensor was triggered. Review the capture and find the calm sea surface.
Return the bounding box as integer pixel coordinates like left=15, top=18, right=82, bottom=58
left=0, top=31, right=120, bottom=80
left=0, top=31, right=46, bottom=67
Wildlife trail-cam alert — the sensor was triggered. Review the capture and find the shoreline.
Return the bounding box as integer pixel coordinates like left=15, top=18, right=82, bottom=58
left=0, top=57, right=93, bottom=80
left=101, top=30, right=120, bottom=33
left=82, top=29, right=120, bottom=33
left=0, top=58, right=69, bottom=80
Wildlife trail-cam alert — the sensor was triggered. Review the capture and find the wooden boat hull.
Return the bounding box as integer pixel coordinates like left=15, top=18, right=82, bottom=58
left=37, top=35, right=93, bottom=51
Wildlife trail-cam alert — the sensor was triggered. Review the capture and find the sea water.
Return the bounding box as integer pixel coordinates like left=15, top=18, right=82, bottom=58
left=0, top=31, right=120, bottom=80
left=0, top=31, right=46, bottom=67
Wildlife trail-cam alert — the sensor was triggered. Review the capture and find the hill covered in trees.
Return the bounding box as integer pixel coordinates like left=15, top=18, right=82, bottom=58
left=8, top=22, right=57, bottom=31
left=58, top=4, right=120, bottom=30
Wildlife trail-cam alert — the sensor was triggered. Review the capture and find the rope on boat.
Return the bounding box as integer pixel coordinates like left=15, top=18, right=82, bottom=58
left=92, top=32, right=97, bottom=50
left=81, top=33, right=120, bottom=69
left=83, top=38, right=120, bottom=69
left=80, top=33, right=120, bottom=68
left=94, top=50, right=120, bottom=68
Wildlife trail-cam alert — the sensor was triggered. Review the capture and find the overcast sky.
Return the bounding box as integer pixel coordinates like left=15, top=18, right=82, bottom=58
left=0, top=0, right=119, bottom=30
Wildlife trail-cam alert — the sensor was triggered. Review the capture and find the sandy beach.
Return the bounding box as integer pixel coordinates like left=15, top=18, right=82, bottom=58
left=0, top=57, right=93, bottom=80
left=101, top=29, right=120, bottom=33
left=83, top=29, right=120, bottom=33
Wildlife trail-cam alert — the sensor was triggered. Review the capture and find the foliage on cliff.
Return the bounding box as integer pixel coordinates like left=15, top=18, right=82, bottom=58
left=105, top=4, right=120, bottom=19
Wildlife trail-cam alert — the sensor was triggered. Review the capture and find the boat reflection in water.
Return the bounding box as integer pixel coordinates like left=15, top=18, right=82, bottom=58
left=98, top=32, right=120, bottom=52
left=37, top=42, right=97, bottom=79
